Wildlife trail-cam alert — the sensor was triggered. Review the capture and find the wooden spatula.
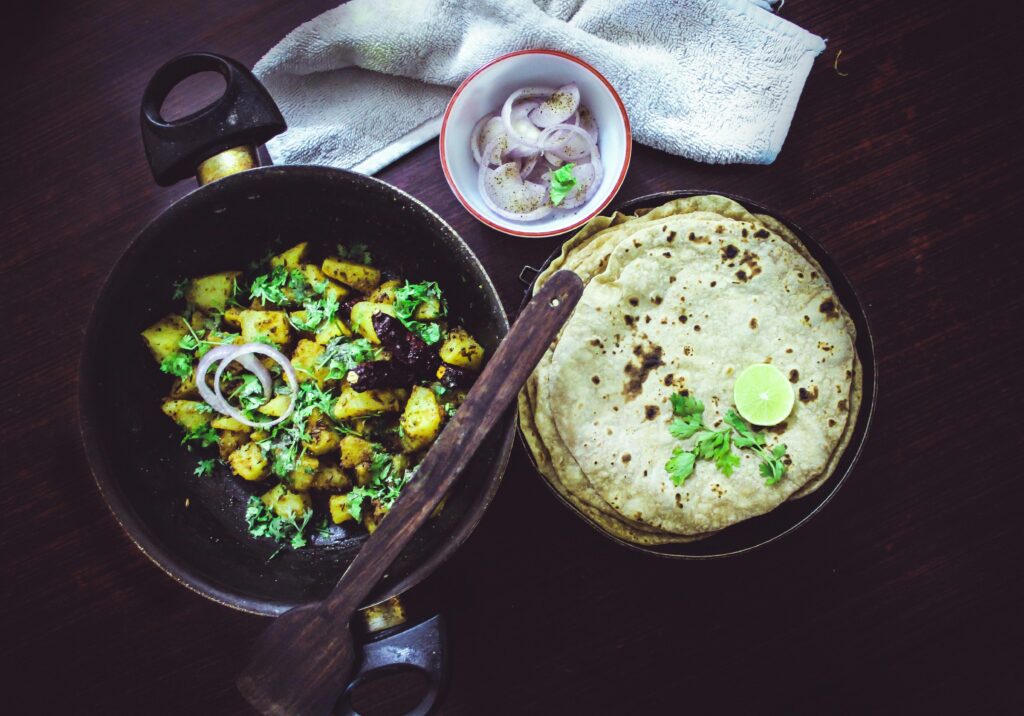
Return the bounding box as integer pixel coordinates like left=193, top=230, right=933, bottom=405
left=237, top=269, right=584, bottom=715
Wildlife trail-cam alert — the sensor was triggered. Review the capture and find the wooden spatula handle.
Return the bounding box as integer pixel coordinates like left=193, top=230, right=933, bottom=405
left=238, top=270, right=583, bottom=716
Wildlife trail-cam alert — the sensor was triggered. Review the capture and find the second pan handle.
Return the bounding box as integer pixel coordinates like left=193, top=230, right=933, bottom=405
left=140, top=52, right=286, bottom=186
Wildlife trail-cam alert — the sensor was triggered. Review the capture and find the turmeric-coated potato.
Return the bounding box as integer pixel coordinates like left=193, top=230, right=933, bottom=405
left=313, top=464, right=352, bottom=492
left=161, top=399, right=212, bottom=431
left=142, top=315, right=190, bottom=363
left=303, top=409, right=341, bottom=456
left=332, top=385, right=405, bottom=420
left=438, top=328, right=485, bottom=370
left=328, top=494, right=354, bottom=525
left=185, top=272, right=241, bottom=312
left=228, top=441, right=268, bottom=481
left=288, top=454, right=320, bottom=491
left=239, top=309, right=292, bottom=347
left=321, top=257, right=381, bottom=294
left=291, top=339, right=329, bottom=386
left=260, top=484, right=311, bottom=519
left=217, top=430, right=248, bottom=460
left=270, top=242, right=309, bottom=270
left=399, top=386, right=444, bottom=452
left=339, top=435, right=374, bottom=469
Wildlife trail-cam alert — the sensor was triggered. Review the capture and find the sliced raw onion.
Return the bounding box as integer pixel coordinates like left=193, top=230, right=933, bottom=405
left=501, top=87, right=556, bottom=147
left=556, top=162, right=598, bottom=210
left=528, top=83, right=580, bottom=128
left=538, top=123, right=599, bottom=164
left=478, top=162, right=554, bottom=222
left=469, top=114, right=492, bottom=165
left=201, top=343, right=300, bottom=429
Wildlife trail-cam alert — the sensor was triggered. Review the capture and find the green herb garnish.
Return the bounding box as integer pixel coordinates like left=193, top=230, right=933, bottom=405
left=159, top=352, right=192, bottom=379
left=664, top=393, right=788, bottom=486
left=346, top=449, right=412, bottom=522
left=549, top=163, right=578, bottom=206
left=394, top=281, right=446, bottom=344
left=318, top=337, right=380, bottom=381
left=337, top=243, right=373, bottom=265
left=171, top=278, right=189, bottom=301
left=181, top=423, right=218, bottom=450
left=244, top=496, right=313, bottom=551
left=250, top=266, right=309, bottom=306
left=194, top=458, right=217, bottom=477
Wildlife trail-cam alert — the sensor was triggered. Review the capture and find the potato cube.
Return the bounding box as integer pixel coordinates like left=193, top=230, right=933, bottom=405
left=185, top=272, right=241, bottom=312
left=211, top=415, right=251, bottom=432
left=349, top=302, right=397, bottom=344
left=328, top=494, right=354, bottom=524
left=315, top=318, right=353, bottom=344
left=257, top=393, right=293, bottom=417
left=299, top=264, right=351, bottom=303
left=438, top=328, right=485, bottom=370
left=321, top=257, right=381, bottom=293
left=291, top=339, right=329, bottom=386
left=333, top=386, right=405, bottom=420
left=161, top=399, right=212, bottom=431
left=228, top=441, right=267, bottom=481
left=270, top=242, right=309, bottom=270
left=400, top=386, right=444, bottom=452
left=260, top=484, right=311, bottom=518
left=239, top=309, right=292, bottom=347
left=141, top=315, right=190, bottom=363
left=413, top=297, right=443, bottom=320
left=169, top=369, right=199, bottom=399
left=218, top=430, right=248, bottom=460
left=223, top=306, right=243, bottom=327
left=339, top=435, right=375, bottom=469
left=303, top=409, right=341, bottom=456
left=368, top=279, right=404, bottom=305
left=314, top=464, right=352, bottom=492
left=289, top=454, right=320, bottom=491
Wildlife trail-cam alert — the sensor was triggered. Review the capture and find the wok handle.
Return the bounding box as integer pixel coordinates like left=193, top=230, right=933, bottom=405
left=338, top=615, right=447, bottom=716
left=140, top=52, right=286, bottom=187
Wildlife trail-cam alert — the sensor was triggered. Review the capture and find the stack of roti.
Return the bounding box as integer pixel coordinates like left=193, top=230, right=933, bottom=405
left=519, top=196, right=862, bottom=545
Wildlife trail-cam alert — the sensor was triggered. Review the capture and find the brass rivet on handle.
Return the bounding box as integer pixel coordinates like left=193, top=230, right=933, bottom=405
left=196, top=145, right=257, bottom=185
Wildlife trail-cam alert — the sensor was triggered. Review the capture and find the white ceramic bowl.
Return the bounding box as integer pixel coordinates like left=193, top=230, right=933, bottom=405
left=441, top=50, right=632, bottom=238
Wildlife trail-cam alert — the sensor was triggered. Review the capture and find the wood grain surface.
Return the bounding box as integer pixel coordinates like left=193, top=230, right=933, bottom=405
left=2, top=1, right=1021, bottom=714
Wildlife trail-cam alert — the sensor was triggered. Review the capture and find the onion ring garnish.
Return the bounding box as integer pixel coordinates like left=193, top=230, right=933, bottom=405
left=195, top=342, right=299, bottom=429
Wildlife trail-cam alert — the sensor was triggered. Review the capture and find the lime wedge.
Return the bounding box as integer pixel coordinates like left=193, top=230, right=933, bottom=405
left=733, top=364, right=794, bottom=426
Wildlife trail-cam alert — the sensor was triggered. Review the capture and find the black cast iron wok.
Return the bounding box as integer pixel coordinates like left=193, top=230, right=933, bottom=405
left=78, top=53, right=514, bottom=713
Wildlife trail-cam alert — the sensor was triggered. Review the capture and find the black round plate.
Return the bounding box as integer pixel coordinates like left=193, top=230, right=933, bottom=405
left=518, top=190, right=877, bottom=558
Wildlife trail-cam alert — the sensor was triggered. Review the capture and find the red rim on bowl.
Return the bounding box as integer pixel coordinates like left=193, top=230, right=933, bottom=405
left=440, top=49, right=632, bottom=238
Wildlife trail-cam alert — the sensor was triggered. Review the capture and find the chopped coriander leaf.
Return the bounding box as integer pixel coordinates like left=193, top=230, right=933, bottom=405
left=670, top=393, right=704, bottom=417
left=160, top=352, right=192, bottom=379
left=347, top=449, right=412, bottom=522
left=394, top=281, right=446, bottom=345
left=549, top=162, right=578, bottom=206
left=337, top=243, right=373, bottom=265
left=666, top=447, right=696, bottom=486
left=229, top=373, right=267, bottom=411
left=316, top=518, right=332, bottom=539
left=289, top=292, right=340, bottom=332
left=664, top=392, right=790, bottom=485
left=172, top=278, right=189, bottom=301
left=318, top=337, right=379, bottom=381
left=244, top=496, right=313, bottom=550
left=250, top=266, right=310, bottom=305
left=181, top=423, right=218, bottom=450
left=194, top=458, right=217, bottom=477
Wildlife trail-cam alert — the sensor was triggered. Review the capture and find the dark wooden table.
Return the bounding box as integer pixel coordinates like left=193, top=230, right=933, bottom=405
left=4, top=1, right=1021, bottom=713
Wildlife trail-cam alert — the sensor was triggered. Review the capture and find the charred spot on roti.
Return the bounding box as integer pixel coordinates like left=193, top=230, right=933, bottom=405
left=628, top=297, right=639, bottom=306
left=667, top=231, right=677, bottom=243
left=767, top=421, right=788, bottom=434
left=798, top=385, right=819, bottom=403
left=736, top=269, right=748, bottom=282
left=797, top=271, right=805, bottom=279
left=838, top=399, right=849, bottom=412
left=644, top=405, right=660, bottom=420
left=663, top=251, right=673, bottom=258
left=715, top=225, right=725, bottom=234
left=764, top=356, right=772, bottom=364
left=750, top=318, right=758, bottom=329
left=711, top=483, right=725, bottom=497
left=818, top=341, right=833, bottom=352
left=592, top=375, right=601, bottom=384
left=742, top=228, right=748, bottom=237
left=621, top=453, right=631, bottom=463
left=669, top=276, right=677, bottom=283
left=624, top=314, right=635, bottom=326
left=652, top=295, right=663, bottom=305
left=623, top=344, right=665, bottom=399
left=675, top=493, right=683, bottom=507
left=632, top=238, right=642, bottom=248
left=678, top=314, right=688, bottom=323
left=786, top=347, right=793, bottom=354
left=754, top=228, right=770, bottom=239
left=828, top=419, right=837, bottom=427
left=819, top=298, right=839, bottom=319
left=689, top=232, right=710, bottom=244
left=722, top=244, right=739, bottom=261
left=789, top=369, right=800, bottom=383
left=590, top=338, right=604, bottom=349
left=710, top=280, right=717, bottom=288
left=693, top=325, right=701, bottom=332
left=663, top=373, right=674, bottom=386
left=683, top=345, right=693, bottom=356
left=802, top=315, right=811, bottom=327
